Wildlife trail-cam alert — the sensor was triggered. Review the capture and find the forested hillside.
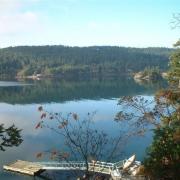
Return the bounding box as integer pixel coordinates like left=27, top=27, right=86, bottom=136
left=0, top=46, right=173, bottom=78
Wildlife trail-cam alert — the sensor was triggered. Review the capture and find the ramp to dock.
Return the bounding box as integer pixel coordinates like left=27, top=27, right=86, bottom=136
left=3, top=158, right=144, bottom=179
left=3, top=159, right=125, bottom=177
left=3, top=160, right=44, bottom=176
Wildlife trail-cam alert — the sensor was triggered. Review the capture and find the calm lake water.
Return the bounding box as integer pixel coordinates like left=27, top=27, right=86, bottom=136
left=0, top=77, right=166, bottom=180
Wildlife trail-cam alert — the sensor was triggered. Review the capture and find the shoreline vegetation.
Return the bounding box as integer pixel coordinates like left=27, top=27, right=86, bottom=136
left=0, top=46, right=173, bottom=80
left=133, top=67, right=167, bottom=83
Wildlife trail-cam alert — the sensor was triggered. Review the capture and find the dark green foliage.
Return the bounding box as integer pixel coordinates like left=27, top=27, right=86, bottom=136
left=142, top=67, right=162, bottom=81
left=0, top=124, right=23, bottom=151
left=0, top=46, right=173, bottom=78
left=168, top=45, right=180, bottom=86
left=144, top=126, right=180, bottom=179
left=143, top=42, right=180, bottom=179
left=116, top=42, right=180, bottom=179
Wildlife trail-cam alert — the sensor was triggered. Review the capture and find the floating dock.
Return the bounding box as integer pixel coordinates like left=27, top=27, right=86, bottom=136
left=3, top=160, right=44, bottom=176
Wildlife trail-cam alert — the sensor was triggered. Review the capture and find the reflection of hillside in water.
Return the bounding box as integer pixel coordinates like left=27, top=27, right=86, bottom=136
left=0, top=77, right=167, bottom=104
left=134, top=77, right=167, bottom=89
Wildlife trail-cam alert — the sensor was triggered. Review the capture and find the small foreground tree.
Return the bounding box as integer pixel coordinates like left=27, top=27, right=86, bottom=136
left=36, top=108, right=129, bottom=179
left=0, top=124, right=22, bottom=151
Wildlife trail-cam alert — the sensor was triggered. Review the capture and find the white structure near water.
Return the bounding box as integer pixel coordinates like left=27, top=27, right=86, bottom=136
left=3, top=155, right=144, bottom=179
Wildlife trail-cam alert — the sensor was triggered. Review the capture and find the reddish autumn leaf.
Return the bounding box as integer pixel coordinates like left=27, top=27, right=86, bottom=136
left=35, top=122, right=41, bottom=129
left=41, top=113, right=46, bottom=119
left=36, top=152, right=43, bottom=158
left=52, top=150, right=57, bottom=155
left=38, top=106, right=43, bottom=111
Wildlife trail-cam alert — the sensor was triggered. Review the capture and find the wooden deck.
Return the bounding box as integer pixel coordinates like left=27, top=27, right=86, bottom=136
left=3, top=160, right=44, bottom=176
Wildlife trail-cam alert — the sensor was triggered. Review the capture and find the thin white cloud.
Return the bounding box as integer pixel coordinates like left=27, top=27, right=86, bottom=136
left=0, top=0, right=177, bottom=47
left=0, top=0, right=22, bottom=14
left=0, top=0, right=43, bottom=38
left=0, top=12, right=40, bottom=35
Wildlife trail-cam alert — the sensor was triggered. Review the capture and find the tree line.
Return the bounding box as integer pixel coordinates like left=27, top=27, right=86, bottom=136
left=0, top=46, right=173, bottom=78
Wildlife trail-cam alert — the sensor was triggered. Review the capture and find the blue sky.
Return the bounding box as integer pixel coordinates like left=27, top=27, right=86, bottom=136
left=0, top=0, right=180, bottom=47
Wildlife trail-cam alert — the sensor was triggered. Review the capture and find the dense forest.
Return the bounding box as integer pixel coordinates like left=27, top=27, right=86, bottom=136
left=0, top=46, right=173, bottom=78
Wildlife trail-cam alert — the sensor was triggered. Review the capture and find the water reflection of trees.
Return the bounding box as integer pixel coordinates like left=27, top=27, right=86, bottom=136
left=0, top=78, right=166, bottom=104
left=134, top=78, right=167, bottom=89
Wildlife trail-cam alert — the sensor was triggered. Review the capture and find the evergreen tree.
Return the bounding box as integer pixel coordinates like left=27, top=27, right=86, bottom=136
left=115, top=41, right=180, bottom=179
left=144, top=42, right=180, bottom=179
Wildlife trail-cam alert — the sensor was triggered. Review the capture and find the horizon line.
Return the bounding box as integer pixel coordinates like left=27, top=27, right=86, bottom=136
left=0, top=44, right=174, bottom=49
